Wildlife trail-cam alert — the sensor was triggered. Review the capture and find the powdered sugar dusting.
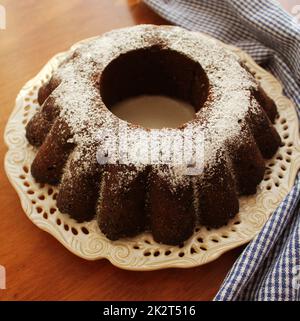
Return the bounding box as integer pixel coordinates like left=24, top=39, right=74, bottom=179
left=45, top=25, right=260, bottom=191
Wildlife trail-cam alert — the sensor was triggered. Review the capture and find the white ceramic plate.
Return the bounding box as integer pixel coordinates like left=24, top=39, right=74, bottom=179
left=4, top=35, right=300, bottom=270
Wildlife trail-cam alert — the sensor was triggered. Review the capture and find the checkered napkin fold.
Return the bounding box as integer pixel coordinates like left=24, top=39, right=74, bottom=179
left=144, top=0, right=300, bottom=301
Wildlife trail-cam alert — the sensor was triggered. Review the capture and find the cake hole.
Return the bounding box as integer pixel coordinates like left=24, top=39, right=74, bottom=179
left=50, top=208, right=56, bottom=214
left=280, top=118, right=287, bottom=124
left=110, top=96, right=197, bottom=129
left=23, top=166, right=29, bottom=173
left=178, top=252, right=185, bottom=257
left=281, top=165, right=287, bottom=171
left=133, top=245, right=140, bottom=250
left=39, top=183, right=45, bottom=188
left=286, top=156, right=291, bottom=163
left=238, top=119, right=242, bottom=124
left=280, top=141, right=285, bottom=147
left=36, top=206, right=43, bottom=213
left=211, top=238, right=219, bottom=243
left=154, top=251, right=160, bottom=257
left=53, top=193, right=58, bottom=200
left=266, top=184, right=272, bottom=190
left=100, top=46, right=209, bottom=129
left=165, top=250, right=171, bottom=256
left=144, top=251, right=151, bottom=257
left=24, top=105, right=30, bottom=111
left=24, top=181, right=30, bottom=187
left=283, top=125, right=288, bottom=130
left=195, top=227, right=200, bottom=232
left=278, top=173, right=283, bottom=179
left=275, top=182, right=280, bottom=187
left=200, top=246, right=207, bottom=251
left=268, top=162, right=275, bottom=167
left=64, top=224, right=69, bottom=231
left=27, top=189, right=34, bottom=195
left=287, top=149, right=292, bottom=155
left=56, top=219, right=61, bottom=225
left=287, top=142, right=293, bottom=147
left=221, top=234, right=229, bottom=239
left=31, top=200, right=36, bottom=204
left=178, top=243, right=184, bottom=249
left=144, top=239, right=151, bottom=245
left=48, top=188, right=54, bottom=195
left=231, top=228, right=236, bottom=232
left=43, top=213, right=48, bottom=219
left=19, top=175, right=26, bottom=180
left=71, top=227, right=78, bottom=235
left=283, top=134, right=289, bottom=140
left=22, top=119, right=28, bottom=125
left=234, top=221, right=241, bottom=225
left=276, top=154, right=283, bottom=161
left=81, top=227, right=89, bottom=235
left=38, top=194, right=45, bottom=200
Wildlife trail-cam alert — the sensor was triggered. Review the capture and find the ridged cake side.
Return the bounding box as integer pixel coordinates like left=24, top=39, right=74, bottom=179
left=25, top=25, right=281, bottom=245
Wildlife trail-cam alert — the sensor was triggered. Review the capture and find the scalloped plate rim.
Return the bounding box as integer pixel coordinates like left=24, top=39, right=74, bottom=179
left=4, top=33, right=300, bottom=271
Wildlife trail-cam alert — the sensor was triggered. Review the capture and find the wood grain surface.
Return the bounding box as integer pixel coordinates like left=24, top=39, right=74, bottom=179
left=0, top=0, right=293, bottom=301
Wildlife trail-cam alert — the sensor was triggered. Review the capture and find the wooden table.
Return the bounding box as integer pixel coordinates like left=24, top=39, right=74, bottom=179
left=0, top=0, right=293, bottom=301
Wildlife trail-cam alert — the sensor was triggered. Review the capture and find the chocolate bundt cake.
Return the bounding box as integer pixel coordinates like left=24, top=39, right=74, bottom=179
left=26, top=25, right=281, bottom=245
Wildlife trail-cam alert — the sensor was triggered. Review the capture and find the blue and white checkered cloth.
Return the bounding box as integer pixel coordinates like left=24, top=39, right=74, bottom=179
left=144, top=0, right=300, bottom=301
